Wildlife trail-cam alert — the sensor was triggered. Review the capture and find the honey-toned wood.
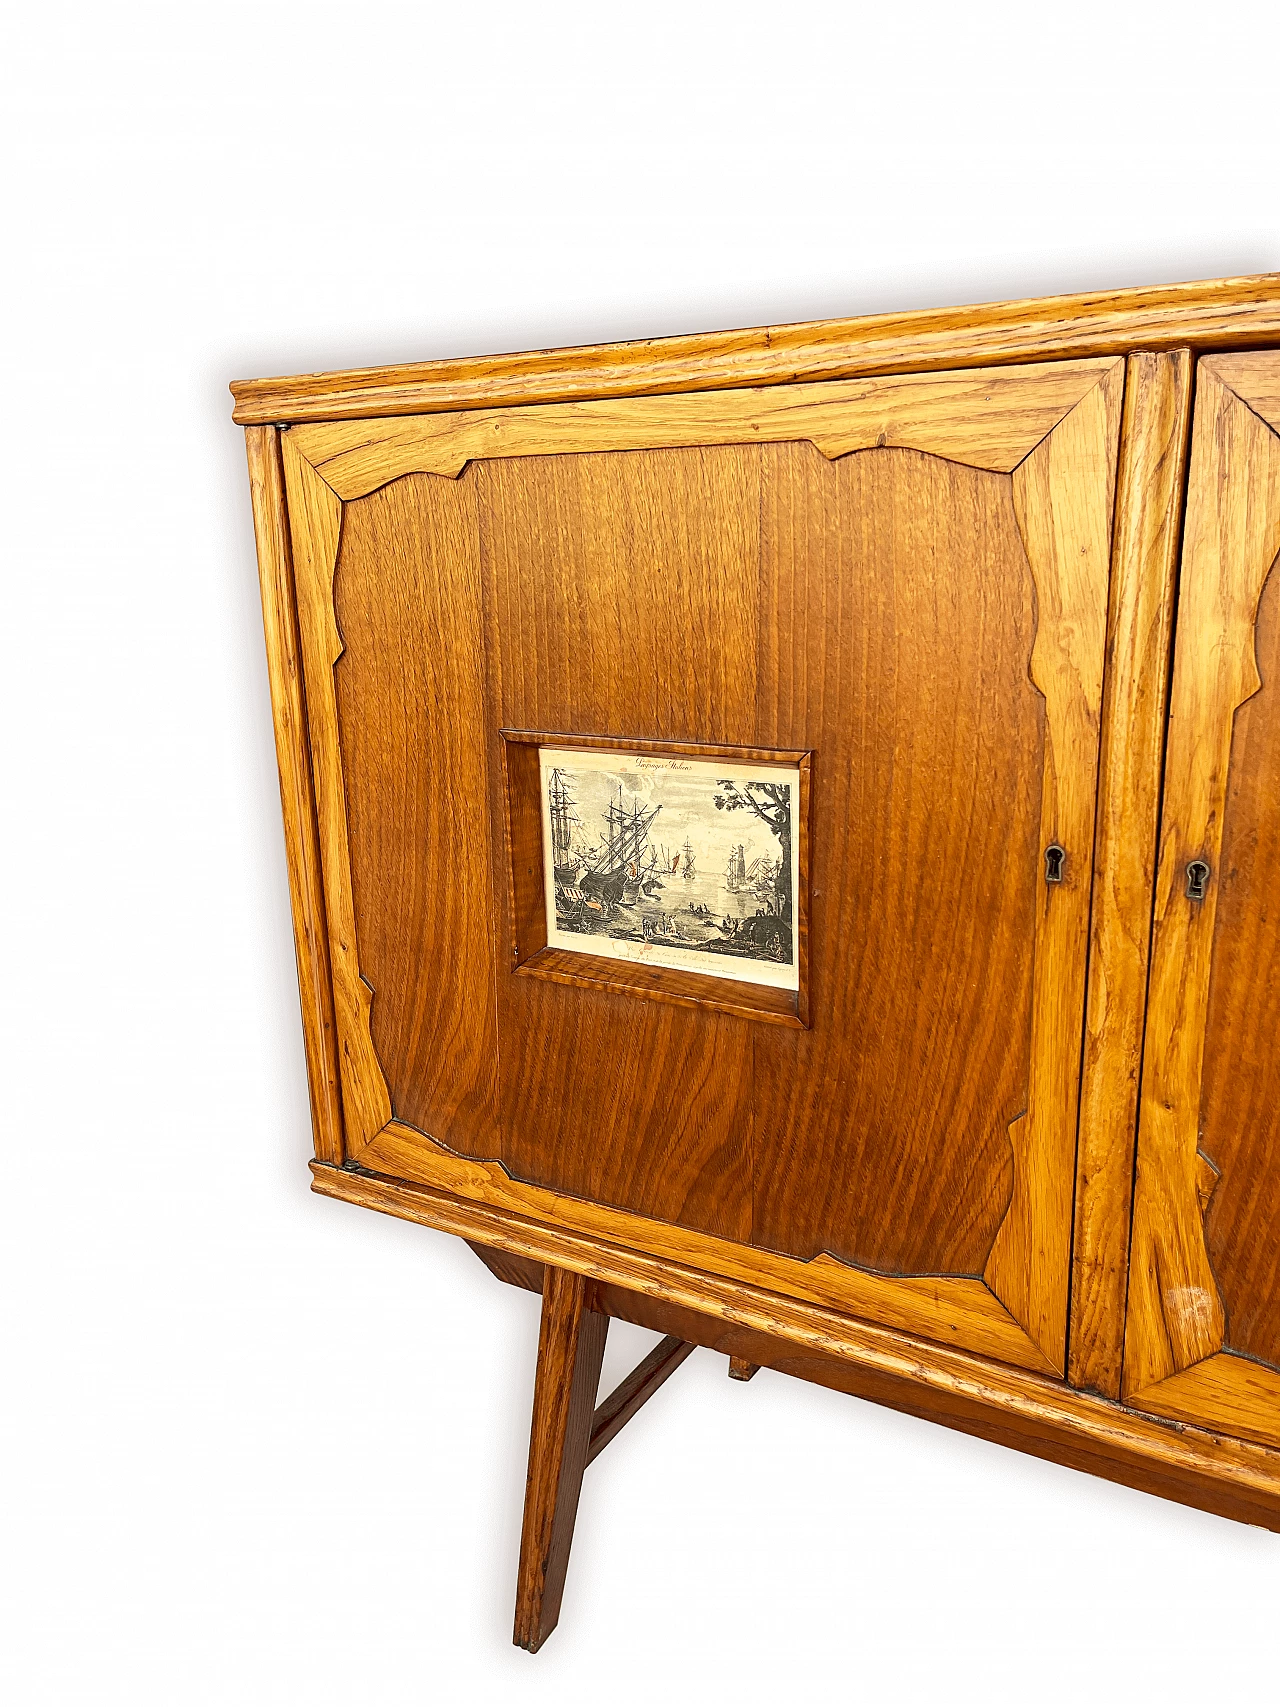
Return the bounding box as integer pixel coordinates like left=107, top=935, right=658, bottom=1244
left=281, top=359, right=1122, bottom=1376
left=1128, top=1353, right=1280, bottom=1452
left=514, top=1267, right=608, bottom=1652
left=288, top=360, right=1112, bottom=493
left=586, top=1334, right=694, bottom=1464
left=982, top=361, right=1124, bottom=1368
left=357, top=1122, right=1055, bottom=1371
left=514, top=948, right=804, bottom=1027
left=749, top=444, right=1040, bottom=1279
left=481, top=444, right=761, bottom=1243
left=231, top=273, right=1280, bottom=425
left=468, top=1243, right=1280, bottom=1528
left=1200, top=551, right=1280, bottom=1369
left=1126, top=359, right=1280, bottom=1414
left=748, top=369, right=1121, bottom=1371
left=280, top=433, right=391, bottom=1149
left=330, top=473, right=500, bottom=1152
left=244, top=426, right=344, bottom=1164
left=1067, top=352, right=1193, bottom=1396
left=317, top=1163, right=1280, bottom=1532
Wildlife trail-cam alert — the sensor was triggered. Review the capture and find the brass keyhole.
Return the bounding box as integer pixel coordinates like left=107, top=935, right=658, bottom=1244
left=1044, top=844, right=1066, bottom=885
left=1186, top=860, right=1211, bottom=902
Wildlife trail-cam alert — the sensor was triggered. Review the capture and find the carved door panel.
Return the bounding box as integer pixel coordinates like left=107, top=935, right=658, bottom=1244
left=280, top=358, right=1122, bottom=1378
left=1125, top=354, right=1280, bottom=1448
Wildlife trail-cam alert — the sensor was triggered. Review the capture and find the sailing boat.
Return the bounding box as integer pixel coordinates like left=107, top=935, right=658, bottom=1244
left=724, top=843, right=747, bottom=891
left=680, top=837, right=697, bottom=881
left=547, top=769, right=584, bottom=884
left=577, top=788, right=663, bottom=910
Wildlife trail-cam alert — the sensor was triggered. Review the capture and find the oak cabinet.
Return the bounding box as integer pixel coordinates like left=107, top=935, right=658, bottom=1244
left=235, top=277, right=1280, bottom=1648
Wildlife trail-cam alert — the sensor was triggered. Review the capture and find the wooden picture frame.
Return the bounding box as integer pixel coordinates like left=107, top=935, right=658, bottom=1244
left=501, top=730, right=813, bottom=1027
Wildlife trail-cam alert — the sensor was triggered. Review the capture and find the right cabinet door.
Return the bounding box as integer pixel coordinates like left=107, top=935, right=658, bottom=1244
left=1126, top=352, right=1280, bottom=1448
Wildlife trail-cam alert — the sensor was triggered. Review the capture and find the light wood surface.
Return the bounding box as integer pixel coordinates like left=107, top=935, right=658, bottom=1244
left=466, top=1245, right=1280, bottom=1528
left=1128, top=1352, right=1280, bottom=1452
left=983, top=361, right=1124, bottom=1369
left=1199, top=525, right=1280, bottom=1370
left=288, top=360, right=1112, bottom=492
left=230, top=273, right=1280, bottom=424
left=357, top=1120, right=1055, bottom=1371
left=1067, top=351, right=1193, bottom=1395
left=280, top=433, right=392, bottom=1149
left=314, top=1161, right=1280, bottom=1532
left=280, top=359, right=1122, bottom=1376
left=1125, top=356, right=1280, bottom=1434
left=514, top=1267, right=607, bottom=1652
left=586, top=1334, right=694, bottom=1464
left=244, top=427, right=344, bottom=1164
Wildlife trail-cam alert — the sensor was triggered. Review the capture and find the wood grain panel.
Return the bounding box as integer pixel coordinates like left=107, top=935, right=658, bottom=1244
left=749, top=443, right=1043, bottom=1278
left=984, top=363, right=1123, bottom=1366
left=281, top=435, right=392, bottom=1149
left=230, top=272, right=1280, bottom=424
left=359, top=1119, right=1055, bottom=1370
left=1068, top=352, right=1192, bottom=1396
left=244, top=427, right=344, bottom=1164
left=1200, top=553, right=1280, bottom=1369
left=513, top=1267, right=607, bottom=1651
left=478, top=446, right=762, bottom=1242
left=330, top=472, right=500, bottom=1154
left=313, top=1161, right=1280, bottom=1535
left=1129, top=1352, right=1280, bottom=1452
left=1126, top=362, right=1280, bottom=1400
left=289, top=360, right=1110, bottom=493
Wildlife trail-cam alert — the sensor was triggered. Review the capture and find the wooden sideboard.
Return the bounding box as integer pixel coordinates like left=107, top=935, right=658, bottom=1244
left=234, top=275, right=1280, bottom=1649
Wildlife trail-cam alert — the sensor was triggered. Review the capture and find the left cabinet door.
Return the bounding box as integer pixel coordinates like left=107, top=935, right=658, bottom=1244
left=272, top=358, right=1122, bottom=1378
left=1125, top=353, right=1280, bottom=1450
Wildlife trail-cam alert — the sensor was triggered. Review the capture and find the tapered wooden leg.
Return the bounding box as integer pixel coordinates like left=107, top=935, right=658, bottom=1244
left=513, top=1266, right=608, bottom=1652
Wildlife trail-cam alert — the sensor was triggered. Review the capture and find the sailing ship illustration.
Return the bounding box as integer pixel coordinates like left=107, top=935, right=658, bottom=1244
left=552, top=776, right=665, bottom=915
left=543, top=752, right=796, bottom=979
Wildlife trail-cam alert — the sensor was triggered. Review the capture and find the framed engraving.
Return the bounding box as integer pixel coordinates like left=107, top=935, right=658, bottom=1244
left=539, top=745, right=801, bottom=991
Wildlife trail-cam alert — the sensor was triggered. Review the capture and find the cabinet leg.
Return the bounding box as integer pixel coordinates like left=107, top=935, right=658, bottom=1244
left=513, top=1266, right=608, bottom=1652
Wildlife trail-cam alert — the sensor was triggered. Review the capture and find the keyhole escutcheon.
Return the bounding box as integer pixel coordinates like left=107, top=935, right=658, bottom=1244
left=1186, top=859, right=1211, bottom=902
left=1044, top=844, right=1066, bottom=885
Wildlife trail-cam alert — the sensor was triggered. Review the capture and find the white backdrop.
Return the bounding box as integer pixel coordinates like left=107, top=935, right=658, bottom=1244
left=4, top=5, right=1278, bottom=1702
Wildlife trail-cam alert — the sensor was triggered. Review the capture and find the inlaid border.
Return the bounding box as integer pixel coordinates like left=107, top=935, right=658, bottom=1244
left=258, top=355, right=1123, bottom=1377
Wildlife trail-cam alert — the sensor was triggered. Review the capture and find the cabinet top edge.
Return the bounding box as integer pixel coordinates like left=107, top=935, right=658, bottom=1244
left=231, top=272, right=1280, bottom=426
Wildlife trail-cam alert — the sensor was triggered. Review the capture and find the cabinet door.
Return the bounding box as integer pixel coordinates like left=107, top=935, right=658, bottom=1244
left=280, top=358, right=1122, bottom=1376
left=1126, top=354, right=1280, bottom=1448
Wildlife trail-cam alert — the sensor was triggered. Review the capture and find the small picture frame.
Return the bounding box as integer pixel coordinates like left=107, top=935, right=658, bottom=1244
left=501, top=732, right=811, bottom=1027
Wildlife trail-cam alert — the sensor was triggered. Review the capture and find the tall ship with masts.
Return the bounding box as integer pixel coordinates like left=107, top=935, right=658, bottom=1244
left=547, top=769, right=586, bottom=884
left=680, top=836, right=696, bottom=881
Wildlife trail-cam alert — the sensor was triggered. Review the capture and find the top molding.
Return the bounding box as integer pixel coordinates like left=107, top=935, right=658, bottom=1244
left=230, top=274, right=1280, bottom=426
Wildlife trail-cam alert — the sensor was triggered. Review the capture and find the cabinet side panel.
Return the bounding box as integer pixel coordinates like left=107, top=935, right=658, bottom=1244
left=245, top=426, right=344, bottom=1163
left=751, top=444, right=1041, bottom=1276
left=1202, top=555, right=1280, bottom=1369
left=481, top=446, right=760, bottom=1241
left=331, top=472, right=500, bottom=1154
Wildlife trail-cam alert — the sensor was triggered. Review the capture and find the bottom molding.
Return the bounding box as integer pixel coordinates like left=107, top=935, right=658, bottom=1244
left=312, top=1161, right=1280, bottom=1532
